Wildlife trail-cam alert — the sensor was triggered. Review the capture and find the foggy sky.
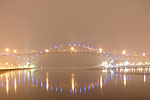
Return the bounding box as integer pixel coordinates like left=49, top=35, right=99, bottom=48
left=0, top=0, right=150, bottom=53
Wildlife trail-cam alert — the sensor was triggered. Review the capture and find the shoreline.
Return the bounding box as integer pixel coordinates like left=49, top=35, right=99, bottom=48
left=0, top=67, right=34, bottom=71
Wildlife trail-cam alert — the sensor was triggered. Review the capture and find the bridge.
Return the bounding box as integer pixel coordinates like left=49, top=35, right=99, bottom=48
left=0, top=43, right=150, bottom=68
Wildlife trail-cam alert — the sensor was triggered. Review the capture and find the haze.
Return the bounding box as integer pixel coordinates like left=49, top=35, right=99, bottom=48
left=0, top=0, right=150, bottom=53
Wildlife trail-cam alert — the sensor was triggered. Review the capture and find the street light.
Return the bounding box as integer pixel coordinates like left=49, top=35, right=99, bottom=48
left=5, top=48, right=9, bottom=52
left=99, top=48, right=103, bottom=53
left=45, top=49, right=49, bottom=53
left=5, top=62, right=9, bottom=65
left=122, top=50, right=126, bottom=55
left=13, top=50, right=17, bottom=53
left=71, top=47, right=75, bottom=51
left=143, top=53, right=146, bottom=57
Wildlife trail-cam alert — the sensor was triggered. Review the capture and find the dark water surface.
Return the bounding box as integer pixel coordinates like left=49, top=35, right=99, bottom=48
left=0, top=67, right=150, bottom=100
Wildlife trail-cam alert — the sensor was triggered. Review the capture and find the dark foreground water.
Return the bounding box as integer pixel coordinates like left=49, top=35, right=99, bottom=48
left=0, top=67, right=150, bottom=100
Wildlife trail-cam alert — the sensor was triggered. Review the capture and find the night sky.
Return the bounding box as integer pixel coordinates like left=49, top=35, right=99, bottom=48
left=0, top=0, right=150, bottom=53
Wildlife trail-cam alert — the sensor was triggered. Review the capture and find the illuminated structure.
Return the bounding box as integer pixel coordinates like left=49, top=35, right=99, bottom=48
left=0, top=43, right=149, bottom=68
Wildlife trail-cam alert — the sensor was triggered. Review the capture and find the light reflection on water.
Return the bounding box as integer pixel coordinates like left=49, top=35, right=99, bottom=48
left=0, top=67, right=150, bottom=99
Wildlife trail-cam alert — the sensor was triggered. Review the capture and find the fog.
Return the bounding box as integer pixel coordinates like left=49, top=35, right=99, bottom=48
left=0, top=0, right=150, bottom=53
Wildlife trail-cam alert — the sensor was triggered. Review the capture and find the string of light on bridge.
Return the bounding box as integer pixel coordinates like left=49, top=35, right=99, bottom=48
left=0, top=43, right=148, bottom=67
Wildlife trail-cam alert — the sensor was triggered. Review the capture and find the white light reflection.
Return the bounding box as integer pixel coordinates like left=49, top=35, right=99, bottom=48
left=24, top=75, right=26, bottom=84
left=0, top=68, right=142, bottom=96
left=6, top=74, right=9, bottom=94
left=71, top=73, right=75, bottom=93
left=36, top=78, right=38, bottom=86
left=144, top=75, right=146, bottom=83
left=14, top=77, right=17, bottom=93
left=28, top=72, right=30, bottom=83
left=41, top=79, right=43, bottom=88
left=100, top=75, right=103, bottom=89
left=124, top=75, right=126, bottom=89
left=46, top=78, right=49, bottom=91
left=1, top=74, right=3, bottom=88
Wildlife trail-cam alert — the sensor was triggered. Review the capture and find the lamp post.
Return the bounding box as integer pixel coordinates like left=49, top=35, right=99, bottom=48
left=122, top=50, right=126, bottom=55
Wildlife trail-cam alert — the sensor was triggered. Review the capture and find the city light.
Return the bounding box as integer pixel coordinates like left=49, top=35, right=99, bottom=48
left=13, top=50, right=17, bottom=53
left=99, top=48, right=103, bottom=53
left=143, top=53, right=146, bottom=57
left=71, top=47, right=75, bottom=51
left=0, top=43, right=150, bottom=70
left=0, top=0, right=149, bottom=98
left=122, top=50, right=126, bottom=55
left=5, top=48, right=9, bottom=52
left=45, top=49, right=49, bottom=53
left=5, top=62, right=8, bottom=65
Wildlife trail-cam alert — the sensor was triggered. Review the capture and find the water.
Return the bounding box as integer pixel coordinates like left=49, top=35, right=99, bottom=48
left=0, top=67, right=150, bottom=100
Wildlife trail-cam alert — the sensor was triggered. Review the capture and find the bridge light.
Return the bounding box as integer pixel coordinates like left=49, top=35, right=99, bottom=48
left=18, top=56, right=20, bottom=59
left=142, top=53, right=146, bottom=57
left=99, top=48, right=103, bottom=53
left=55, top=46, right=57, bottom=48
left=45, top=49, right=49, bottom=53
left=71, top=47, right=75, bottom=51
left=1, top=53, right=4, bottom=55
left=69, top=44, right=72, bottom=46
left=5, top=48, right=9, bottom=52
left=5, top=62, right=9, bottom=65
left=60, top=44, right=62, bottom=47
left=40, top=51, right=43, bottom=54
left=13, top=50, right=17, bottom=53
left=83, top=44, right=85, bottom=47
left=122, top=50, right=126, bottom=55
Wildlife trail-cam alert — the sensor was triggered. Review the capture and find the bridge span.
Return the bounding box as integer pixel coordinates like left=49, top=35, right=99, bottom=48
left=0, top=43, right=149, bottom=68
